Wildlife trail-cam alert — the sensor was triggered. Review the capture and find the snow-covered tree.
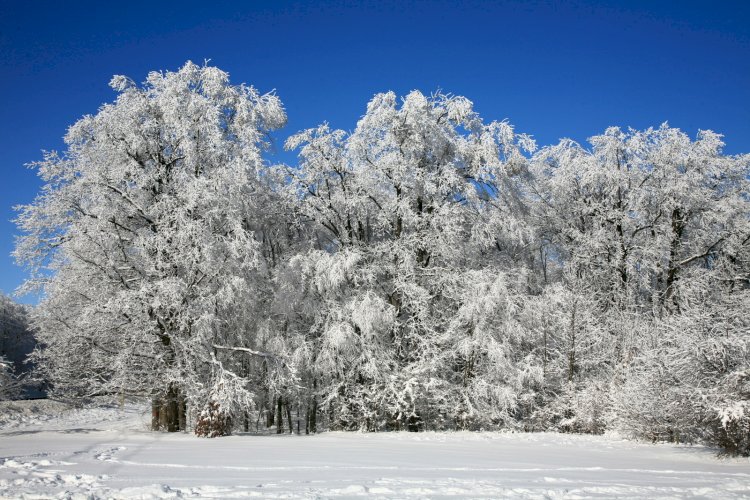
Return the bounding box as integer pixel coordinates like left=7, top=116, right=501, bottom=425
left=14, top=66, right=750, bottom=452
left=532, top=125, right=749, bottom=316
left=0, top=355, right=21, bottom=400
left=280, top=91, right=535, bottom=430
left=15, top=62, right=287, bottom=434
left=533, top=125, right=750, bottom=446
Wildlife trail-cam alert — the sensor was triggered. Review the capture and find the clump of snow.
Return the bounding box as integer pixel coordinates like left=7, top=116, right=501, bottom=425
left=720, top=402, right=747, bottom=428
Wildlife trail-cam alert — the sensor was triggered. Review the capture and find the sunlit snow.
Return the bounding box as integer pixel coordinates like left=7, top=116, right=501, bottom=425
left=1, top=399, right=749, bottom=499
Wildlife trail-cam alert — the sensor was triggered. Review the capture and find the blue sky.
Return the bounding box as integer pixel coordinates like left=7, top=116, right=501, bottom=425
left=1, top=0, right=749, bottom=302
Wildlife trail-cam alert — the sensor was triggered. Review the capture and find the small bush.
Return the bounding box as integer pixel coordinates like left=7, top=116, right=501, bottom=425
left=194, top=401, right=232, bottom=438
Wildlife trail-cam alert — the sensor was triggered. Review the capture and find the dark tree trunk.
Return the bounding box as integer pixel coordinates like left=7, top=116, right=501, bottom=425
left=165, top=384, right=179, bottom=432
left=568, top=301, right=578, bottom=383
left=286, top=402, right=293, bottom=435
left=151, top=398, right=160, bottom=430
left=159, top=399, right=169, bottom=430
left=151, top=384, right=184, bottom=432
left=267, top=396, right=275, bottom=428
left=308, top=395, right=318, bottom=434
left=276, top=396, right=284, bottom=434
left=178, top=392, right=187, bottom=431
left=664, top=207, right=686, bottom=312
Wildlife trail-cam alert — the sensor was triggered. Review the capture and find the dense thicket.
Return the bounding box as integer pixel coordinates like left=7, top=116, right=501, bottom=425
left=0, top=293, right=33, bottom=399
left=15, top=63, right=750, bottom=453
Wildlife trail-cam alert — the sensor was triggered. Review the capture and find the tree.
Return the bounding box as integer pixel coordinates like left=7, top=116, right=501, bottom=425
left=532, top=125, right=749, bottom=316
left=279, top=91, right=535, bottom=430
left=15, top=62, right=287, bottom=434
left=0, top=293, right=33, bottom=400
left=0, top=356, right=21, bottom=400
left=533, top=125, right=750, bottom=446
left=14, top=67, right=750, bottom=453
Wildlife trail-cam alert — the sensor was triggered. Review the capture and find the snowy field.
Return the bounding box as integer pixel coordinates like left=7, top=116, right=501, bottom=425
left=1, top=400, right=749, bottom=499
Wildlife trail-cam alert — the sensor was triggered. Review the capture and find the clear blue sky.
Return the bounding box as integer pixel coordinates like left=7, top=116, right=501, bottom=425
left=1, top=0, right=749, bottom=302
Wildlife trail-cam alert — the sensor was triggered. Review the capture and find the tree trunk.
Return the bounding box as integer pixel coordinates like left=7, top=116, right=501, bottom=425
left=267, top=396, right=275, bottom=428
left=664, top=207, right=685, bottom=312
left=165, top=384, right=179, bottom=432
left=151, top=384, right=183, bottom=432
left=407, top=413, right=422, bottom=432
left=305, top=404, right=310, bottom=435
left=178, top=392, right=187, bottom=431
left=159, top=399, right=169, bottom=430
left=276, top=396, right=284, bottom=434
left=286, top=402, right=293, bottom=435
left=308, top=395, right=318, bottom=434
left=151, top=398, right=160, bottom=430
left=568, top=301, right=577, bottom=383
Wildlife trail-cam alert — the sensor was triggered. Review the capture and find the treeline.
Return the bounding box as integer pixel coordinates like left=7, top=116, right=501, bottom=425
left=14, top=62, right=750, bottom=453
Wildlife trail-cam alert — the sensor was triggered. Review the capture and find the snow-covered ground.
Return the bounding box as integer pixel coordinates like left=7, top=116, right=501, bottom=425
left=1, top=400, right=749, bottom=499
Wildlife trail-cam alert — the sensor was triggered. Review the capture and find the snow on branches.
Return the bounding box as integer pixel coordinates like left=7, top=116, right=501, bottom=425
left=14, top=64, right=750, bottom=452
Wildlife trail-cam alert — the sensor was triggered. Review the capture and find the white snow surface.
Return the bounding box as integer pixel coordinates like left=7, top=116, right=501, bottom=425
left=1, top=400, right=749, bottom=499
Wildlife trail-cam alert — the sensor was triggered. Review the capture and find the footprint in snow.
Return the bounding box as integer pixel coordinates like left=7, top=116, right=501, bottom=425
left=94, top=446, right=126, bottom=462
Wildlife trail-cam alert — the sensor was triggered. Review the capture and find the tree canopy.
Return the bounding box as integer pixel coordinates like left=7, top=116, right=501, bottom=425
left=15, top=62, right=750, bottom=453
